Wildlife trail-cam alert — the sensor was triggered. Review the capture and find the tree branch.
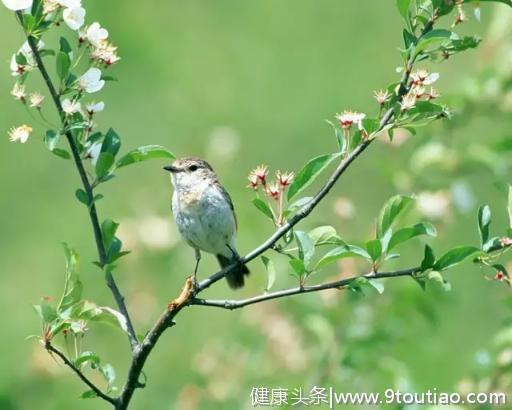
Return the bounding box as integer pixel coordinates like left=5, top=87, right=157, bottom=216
left=21, top=18, right=139, bottom=351
left=45, top=342, right=118, bottom=406
left=115, top=16, right=437, bottom=410
left=191, top=267, right=421, bottom=310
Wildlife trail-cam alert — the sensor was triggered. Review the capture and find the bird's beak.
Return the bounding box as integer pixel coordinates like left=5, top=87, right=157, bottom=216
left=163, top=165, right=179, bottom=173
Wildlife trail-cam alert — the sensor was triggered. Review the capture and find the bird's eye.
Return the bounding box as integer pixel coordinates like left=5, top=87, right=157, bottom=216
left=188, top=165, right=198, bottom=172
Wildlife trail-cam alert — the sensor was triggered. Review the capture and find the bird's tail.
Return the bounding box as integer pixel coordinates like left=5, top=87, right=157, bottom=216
left=216, top=254, right=250, bottom=289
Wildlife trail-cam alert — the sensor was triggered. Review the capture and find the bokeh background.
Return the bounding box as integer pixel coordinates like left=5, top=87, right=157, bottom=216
left=1, top=1, right=512, bottom=409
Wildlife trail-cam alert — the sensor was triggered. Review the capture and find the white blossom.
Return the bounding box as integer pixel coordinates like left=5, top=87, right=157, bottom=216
left=61, top=98, right=81, bottom=115
left=85, top=141, right=101, bottom=165
left=85, top=101, right=105, bottom=115
left=78, top=67, right=105, bottom=93
left=86, top=22, right=109, bottom=47
left=11, top=82, right=26, bottom=101
left=1, top=0, right=33, bottom=11
left=411, top=69, right=439, bottom=86
left=43, top=0, right=59, bottom=13
left=10, top=54, right=30, bottom=76
left=29, top=92, right=45, bottom=108
left=400, top=93, right=417, bottom=111
left=57, top=0, right=81, bottom=7
left=335, top=111, right=366, bottom=129
left=63, top=6, right=85, bottom=30
left=91, top=42, right=120, bottom=66
left=8, top=125, right=32, bottom=143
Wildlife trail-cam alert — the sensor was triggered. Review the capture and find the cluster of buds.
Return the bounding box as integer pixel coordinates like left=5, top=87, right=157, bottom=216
left=10, top=83, right=45, bottom=108
left=247, top=165, right=294, bottom=201
left=400, top=69, right=440, bottom=111
left=79, top=22, right=121, bottom=67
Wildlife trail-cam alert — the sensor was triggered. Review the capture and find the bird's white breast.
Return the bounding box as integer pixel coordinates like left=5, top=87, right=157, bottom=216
left=172, top=182, right=236, bottom=257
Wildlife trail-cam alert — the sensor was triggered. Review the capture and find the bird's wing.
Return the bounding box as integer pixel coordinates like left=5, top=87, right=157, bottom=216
left=216, top=183, right=238, bottom=231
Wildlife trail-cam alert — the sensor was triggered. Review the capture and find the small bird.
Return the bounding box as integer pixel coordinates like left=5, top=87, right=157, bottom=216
left=164, top=157, right=250, bottom=289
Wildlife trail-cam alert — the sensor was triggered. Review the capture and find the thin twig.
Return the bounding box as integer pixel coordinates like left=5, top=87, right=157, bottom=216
left=191, top=267, right=421, bottom=309
left=45, top=342, right=118, bottom=406
left=20, top=15, right=139, bottom=351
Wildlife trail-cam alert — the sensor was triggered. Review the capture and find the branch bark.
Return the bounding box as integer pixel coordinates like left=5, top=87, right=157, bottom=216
left=192, top=267, right=421, bottom=310
left=46, top=342, right=118, bottom=406
left=21, top=17, right=139, bottom=351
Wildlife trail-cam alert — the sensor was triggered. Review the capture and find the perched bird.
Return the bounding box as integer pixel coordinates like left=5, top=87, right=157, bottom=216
left=164, top=157, right=250, bottom=289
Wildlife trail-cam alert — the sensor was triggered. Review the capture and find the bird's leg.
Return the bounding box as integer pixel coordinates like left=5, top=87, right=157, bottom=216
left=226, top=244, right=237, bottom=259
left=192, top=248, right=201, bottom=294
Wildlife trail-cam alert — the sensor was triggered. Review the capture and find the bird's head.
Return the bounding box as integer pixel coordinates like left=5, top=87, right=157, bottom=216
left=164, top=157, right=217, bottom=189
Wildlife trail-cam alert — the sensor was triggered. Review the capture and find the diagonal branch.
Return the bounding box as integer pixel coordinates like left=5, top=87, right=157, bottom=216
left=45, top=342, right=118, bottom=406
left=192, top=267, right=421, bottom=310
left=116, top=16, right=437, bottom=410
left=20, top=14, right=138, bottom=351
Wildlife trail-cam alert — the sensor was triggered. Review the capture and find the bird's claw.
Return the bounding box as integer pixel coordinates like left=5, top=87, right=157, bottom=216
left=167, top=277, right=194, bottom=311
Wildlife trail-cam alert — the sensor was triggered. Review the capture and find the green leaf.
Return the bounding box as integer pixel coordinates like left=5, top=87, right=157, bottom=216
left=80, top=390, right=98, bottom=399
left=289, top=258, right=306, bottom=275
left=93, top=307, right=128, bottom=333
left=116, top=145, right=175, bottom=168
left=287, top=153, right=341, bottom=201
left=95, top=152, right=115, bottom=179
left=75, top=351, right=100, bottom=368
left=420, top=244, right=435, bottom=271
left=326, top=120, right=346, bottom=153
left=59, top=37, right=72, bottom=54
left=483, top=237, right=502, bottom=253
left=477, top=205, right=492, bottom=248
left=107, top=237, right=124, bottom=263
left=99, top=364, right=116, bottom=391
left=315, top=244, right=371, bottom=270
left=396, top=0, right=412, bottom=20
left=388, top=222, right=437, bottom=251
left=56, top=51, right=70, bottom=81
left=252, top=198, right=274, bottom=220
left=262, top=256, right=276, bottom=292
left=377, top=195, right=414, bottom=238
left=44, top=130, right=60, bottom=151
left=101, top=219, right=119, bottom=252
left=101, top=128, right=121, bottom=157
left=34, top=302, right=58, bottom=324
left=52, top=148, right=71, bottom=160
left=403, top=29, right=416, bottom=49
left=57, top=244, right=82, bottom=312
left=308, top=226, right=343, bottom=246
left=432, top=0, right=456, bottom=16
left=428, top=271, right=451, bottom=292
left=348, top=277, right=384, bottom=295
left=75, top=189, right=89, bottom=206
left=433, top=246, right=480, bottom=271
left=367, top=279, right=385, bottom=294
left=415, top=29, right=453, bottom=55
left=295, top=231, right=315, bottom=267
left=366, top=239, right=382, bottom=262
left=285, top=196, right=313, bottom=215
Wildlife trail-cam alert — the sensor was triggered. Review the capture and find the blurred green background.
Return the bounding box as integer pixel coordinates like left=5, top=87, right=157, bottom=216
left=1, top=1, right=512, bottom=409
